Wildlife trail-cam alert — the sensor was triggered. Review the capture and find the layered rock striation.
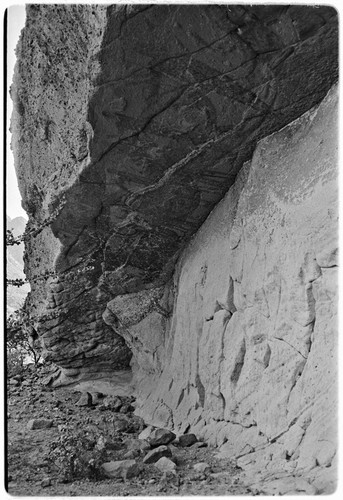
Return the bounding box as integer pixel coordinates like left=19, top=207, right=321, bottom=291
left=12, top=4, right=338, bottom=492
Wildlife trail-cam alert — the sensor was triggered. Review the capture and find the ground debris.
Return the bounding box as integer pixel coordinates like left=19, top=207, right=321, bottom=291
left=7, top=365, right=244, bottom=496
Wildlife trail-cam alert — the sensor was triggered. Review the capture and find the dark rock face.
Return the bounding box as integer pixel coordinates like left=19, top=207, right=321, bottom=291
left=12, top=5, right=338, bottom=382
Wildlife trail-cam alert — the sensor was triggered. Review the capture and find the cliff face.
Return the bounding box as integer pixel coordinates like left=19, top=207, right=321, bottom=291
left=130, top=85, right=338, bottom=494
left=12, top=4, right=338, bottom=493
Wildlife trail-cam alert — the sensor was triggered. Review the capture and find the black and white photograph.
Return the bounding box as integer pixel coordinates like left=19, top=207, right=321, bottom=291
left=3, top=1, right=339, bottom=496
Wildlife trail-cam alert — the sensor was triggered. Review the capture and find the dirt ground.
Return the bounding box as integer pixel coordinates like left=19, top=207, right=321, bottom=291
left=6, top=364, right=251, bottom=496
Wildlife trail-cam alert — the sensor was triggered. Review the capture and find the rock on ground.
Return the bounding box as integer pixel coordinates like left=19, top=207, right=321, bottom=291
left=154, top=457, right=176, bottom=474
left=178, top=433, right=197, bottom=447
left=193, top=462, right=211, bottom=473
left=27, top=419, right=53, bottom=430
left=143, top=445, right=172, bottom=464
left=147, top=428, right=176, bottom=447
left=76, top=392, right=93, bottom=407
left=101, top=459, right=140, bottom=480
left=138, top=426, right=155, bottom=441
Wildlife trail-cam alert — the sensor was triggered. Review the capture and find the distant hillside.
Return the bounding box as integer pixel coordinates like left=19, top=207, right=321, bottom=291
left=6, top=215, right=30, bottom=315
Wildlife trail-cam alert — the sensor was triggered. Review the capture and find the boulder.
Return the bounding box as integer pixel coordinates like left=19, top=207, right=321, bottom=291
left=138, top=426, right=155, bottom=441
left=193, top=462, right=211, bottom=473
left=157, top=471, right=180, bottom=492
left=143, top=445, right=172, bottom=464
left=148, top=428, right=176, bottom=447
left=154, top=457, right=176, bottom=474
left=40, top=478, right=51, bottom=488
left=119, top=403, right=134, bottom=414
left=104, top=396, right=123, bottom=411
left=139, top=439, right=151, bottom=451
left=96, top=435, right=123, bottom=452
left=76, top=392, right=93, bottom=407
left=124, top=438, right=151, bottom=452
left=112, top=418, right=129, bottom=433
left=123, top=449, right=140, bottom=460
left=90, top=392, right=104, bottom=405
left=27, top=419, right=53, bottom=430
left=101, top=459, right=140, bottom=480
left=9, top=379, right=20, bottom=386
left=178, top=434, right=197, bottom=447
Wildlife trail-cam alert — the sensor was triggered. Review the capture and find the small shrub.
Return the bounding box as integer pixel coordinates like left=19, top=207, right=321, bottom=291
left=7, top=348, right=25, bottom=378
left=47, top=427, right=108, bottom=482
left=6, top=308, right=42, bottom=366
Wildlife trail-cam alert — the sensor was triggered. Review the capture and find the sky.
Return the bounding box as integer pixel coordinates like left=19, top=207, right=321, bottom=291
left=6, top=4, right=27, bottom=220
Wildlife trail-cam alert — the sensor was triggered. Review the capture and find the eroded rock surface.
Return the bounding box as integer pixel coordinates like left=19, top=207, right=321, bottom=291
left=133, top=85, right=338, bottom=493
left=12, top=4, right=338, bottom=494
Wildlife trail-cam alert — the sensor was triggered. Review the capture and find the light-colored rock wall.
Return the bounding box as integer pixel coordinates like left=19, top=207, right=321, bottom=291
left=132, top=85, right=338, bottom=493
